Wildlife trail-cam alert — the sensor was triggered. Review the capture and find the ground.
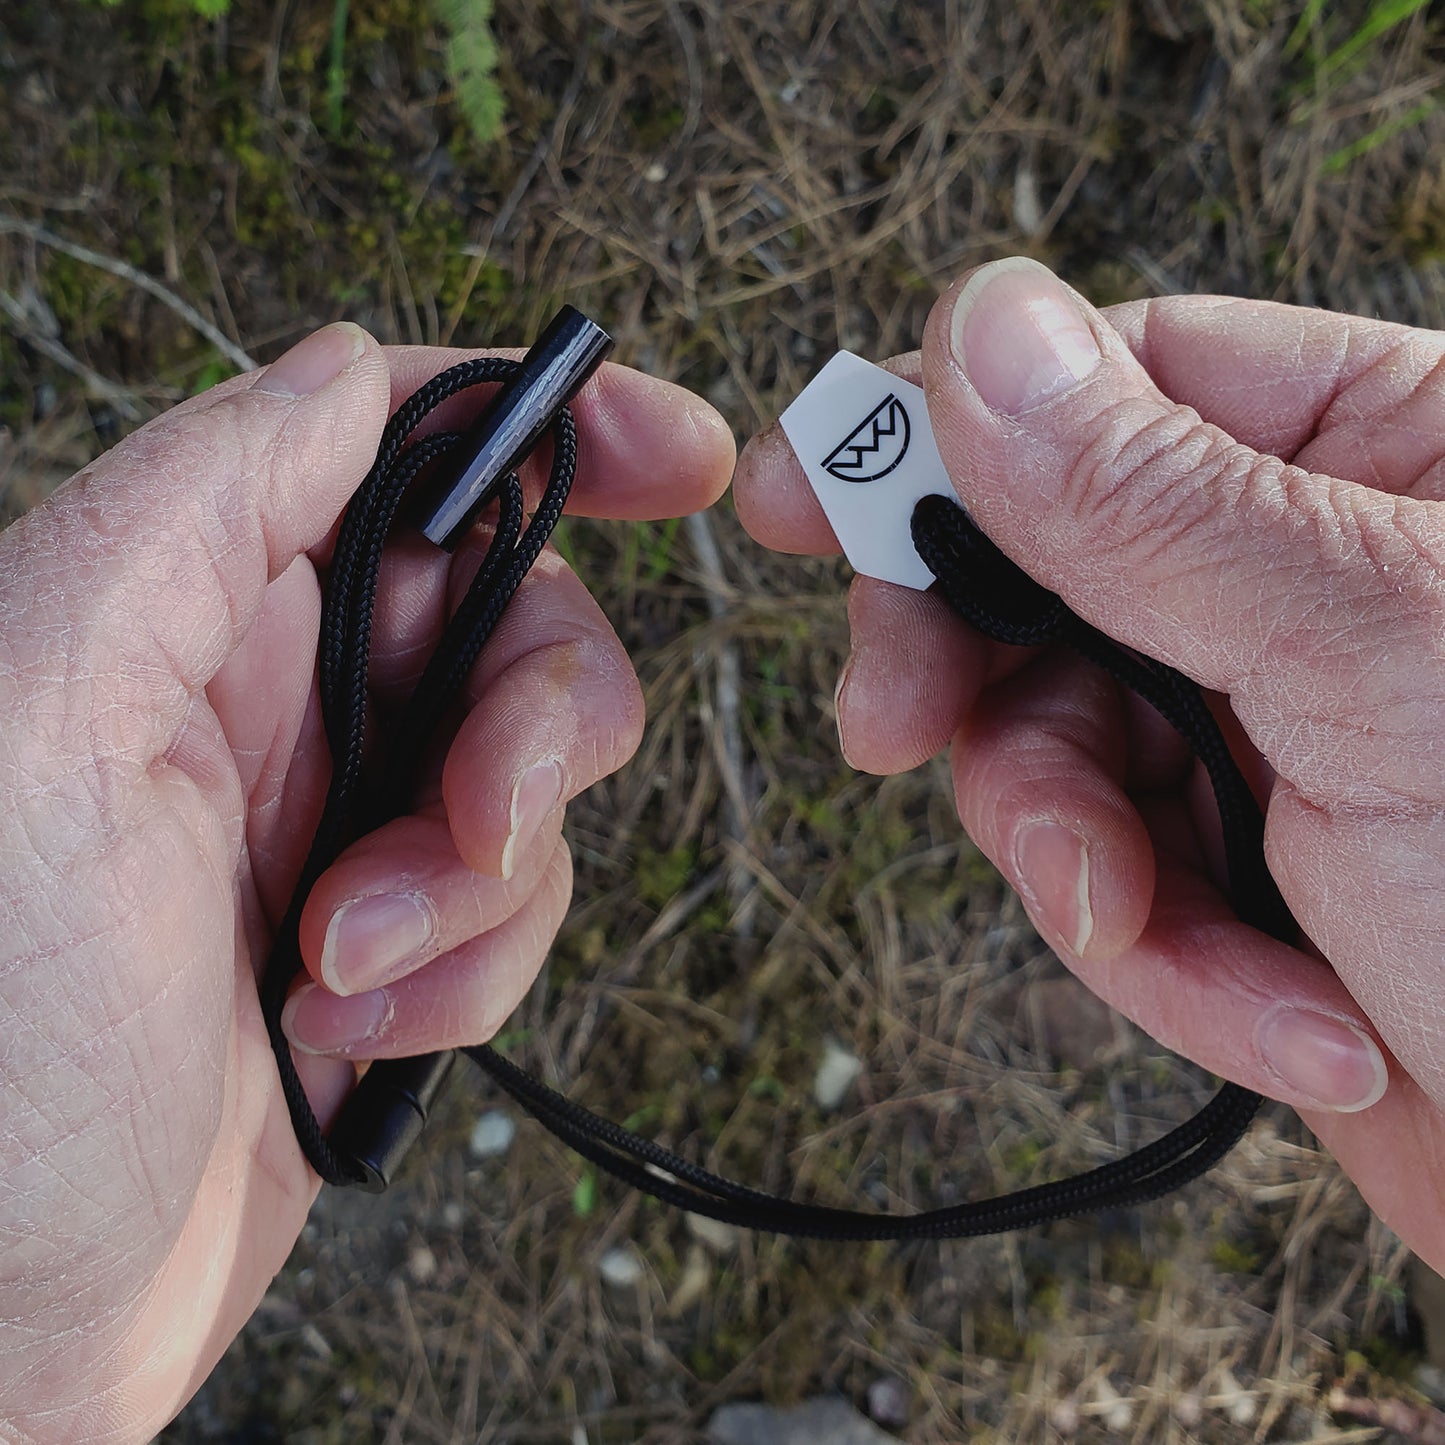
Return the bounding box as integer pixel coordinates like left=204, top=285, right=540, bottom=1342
left=2, top=0, right=1445, bottom=1441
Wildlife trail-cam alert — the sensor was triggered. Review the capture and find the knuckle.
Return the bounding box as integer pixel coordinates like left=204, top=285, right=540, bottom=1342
left=1067, top=399, right=1247, bottom=570
left=508, top=634, right=644, bottom=749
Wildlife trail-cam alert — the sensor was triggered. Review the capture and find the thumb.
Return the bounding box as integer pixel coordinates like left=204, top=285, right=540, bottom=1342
left=10, top=323, right=389, bottom=701
left=920, top=258, right=1445, bottom=800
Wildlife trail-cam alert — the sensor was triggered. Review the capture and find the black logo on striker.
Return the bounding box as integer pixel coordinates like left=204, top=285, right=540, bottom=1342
left=820, top=394, right=911, bottom=483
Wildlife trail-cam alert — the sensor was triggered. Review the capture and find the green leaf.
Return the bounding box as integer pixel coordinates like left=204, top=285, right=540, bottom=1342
left=433, top=0, right=505, bottom=145
left=327, top=0, right=350, bottom=137
left=572, top=1168, right=597, bottom=1217
left=1316, top=0, right=1434, bottom=82
left=189, top=355, right=238, bottom=395
left=1321, top=97, right=1436, bottom=174
left=1284, top=0, right=1330, bottom=62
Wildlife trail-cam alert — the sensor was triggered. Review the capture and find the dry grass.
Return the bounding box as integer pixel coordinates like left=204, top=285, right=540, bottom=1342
left=4, top=0, right=1445, bottom=1440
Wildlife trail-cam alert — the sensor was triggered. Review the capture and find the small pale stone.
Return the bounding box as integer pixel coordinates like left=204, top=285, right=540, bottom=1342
left=1013, top=162, right=1043, bottom=237
left=708, top=1397, right=899, bottom=1444
left=1047, top=1399, right=1079, bottom=1435
left=468, top=1109, right=516, bottom=1159
left=687, top=1212, right=740, bottom=1254
left=599, top=1246, right=644, bottom=1288
left=300, top=1323, right=332, bottom=1360
left=1215, top=1368, right=1257, bottom=1424
left=865, top=1376, right=909, bottom=1429
left=1173, top=1393, right=1203, bottom=1429
left=814, top=1040, right=863, bottom=1111
left=1091, top=1379, right=1132, bottom=1432
left=643, top=161, right=667, bottom=183
left=407, top=1244, right=437, bottom=1285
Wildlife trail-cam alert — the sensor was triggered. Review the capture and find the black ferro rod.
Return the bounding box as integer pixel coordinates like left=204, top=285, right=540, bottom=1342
left=413, top=305, right=615, bottom=550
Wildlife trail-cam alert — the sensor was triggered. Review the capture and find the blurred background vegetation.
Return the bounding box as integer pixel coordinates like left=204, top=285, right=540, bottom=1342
left=3, top=0, right=1444, bottom=1440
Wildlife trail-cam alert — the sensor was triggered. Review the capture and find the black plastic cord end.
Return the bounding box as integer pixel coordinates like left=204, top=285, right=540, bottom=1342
left=413, top=306, right=614, bottom=550
left=327, top=1049, right=457, bottom=1192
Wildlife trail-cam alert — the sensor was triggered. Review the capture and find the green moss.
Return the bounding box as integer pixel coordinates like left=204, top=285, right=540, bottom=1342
left=970, top=1302, right=1027, bottom=1360
left=1211, top=1238, right=1261, bottom=1274
left=1356, top=1330, right=1422, bottom=1379
left=1031, top=1278, right=1065, bottom=1320
left=860, top=86, right=900, bottom=131
left=1101, top=1237, right=1155, bottom=1290
left=626, top=94, right=685, bottom=149
left=636, top=843, right=698, bottom=908
left=1395, top=171, right=1445, bottom=265
left=1001, top=1137, right=1046, bottom=1180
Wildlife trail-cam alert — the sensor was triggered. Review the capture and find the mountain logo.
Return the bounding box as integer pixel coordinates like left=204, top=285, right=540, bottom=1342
left=820, top=394, right=911, bottom=483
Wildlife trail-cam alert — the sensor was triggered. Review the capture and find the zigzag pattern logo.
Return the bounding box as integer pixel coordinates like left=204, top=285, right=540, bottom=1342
left=820, top=394, right=912, bottom=483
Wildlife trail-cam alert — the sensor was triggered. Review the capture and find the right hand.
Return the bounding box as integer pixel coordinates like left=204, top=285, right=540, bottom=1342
left=735, top=257, right=1445, bottom=1269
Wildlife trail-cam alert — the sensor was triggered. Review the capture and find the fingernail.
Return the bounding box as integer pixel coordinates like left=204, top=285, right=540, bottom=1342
left=1015, top=821, right=1094, bottom=956
left=834, top=657, right=855, bottom=766
left=500, top=760, right=564, bottom=880
left=949, top=258, right=1101, bottom=415
left=282, top=983, right=393, bottom=1056
left=257, top=321, right=367, bottom=398
left=320, top=891, right=435, bottom=996
left=1256, top=1005, right=1388, bottom=1113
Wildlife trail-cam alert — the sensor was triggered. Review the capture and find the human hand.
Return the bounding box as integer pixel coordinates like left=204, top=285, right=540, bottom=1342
left=735, top=257, right=1445, bottom=1272
left=0, top=324, right=735, bottom=1442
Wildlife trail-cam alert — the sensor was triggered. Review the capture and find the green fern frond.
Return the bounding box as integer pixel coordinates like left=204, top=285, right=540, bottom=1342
left=433, top=0, right=505, bottom=146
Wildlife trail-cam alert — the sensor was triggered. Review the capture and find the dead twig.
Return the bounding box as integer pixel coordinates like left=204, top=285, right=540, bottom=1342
left=0, top=213, right=257, bottom=373
left=0, top=288, right=144, bottom=421
left=685, top=509, right=756, bottom=936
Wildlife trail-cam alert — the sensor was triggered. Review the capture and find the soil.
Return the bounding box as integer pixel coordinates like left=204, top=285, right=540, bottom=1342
left=3, top=1, right=1444, bottom=1441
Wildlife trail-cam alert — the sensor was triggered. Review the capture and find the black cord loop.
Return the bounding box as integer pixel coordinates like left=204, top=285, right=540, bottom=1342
left=260, top=353, right=1294, bottom=1235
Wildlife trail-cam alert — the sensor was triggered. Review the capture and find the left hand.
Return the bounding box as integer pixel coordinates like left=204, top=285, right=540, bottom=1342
left=0, top=323, right=735, bottom=1443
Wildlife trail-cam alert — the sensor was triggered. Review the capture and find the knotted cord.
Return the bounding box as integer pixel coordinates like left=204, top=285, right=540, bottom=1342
left=259, top=355, right=1293, bottom=1235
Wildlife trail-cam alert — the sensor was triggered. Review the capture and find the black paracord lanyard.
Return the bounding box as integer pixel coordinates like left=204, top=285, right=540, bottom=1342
left=260, top=307, right=1296, bottom=1237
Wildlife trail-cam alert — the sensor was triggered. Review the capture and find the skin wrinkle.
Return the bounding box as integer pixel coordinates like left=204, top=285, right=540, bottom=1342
left=1275, top=315, right=1355, bottom=459
left=1052, top=410, right=1445, bottom=808
left=463, top=632, right=643, bottom=764
left=1338, top=333, right=1445, bottom=435
left=1055, top=403, right=1313, bottom=681
left=1068, top=399, right=1232, bottom=573
left=1127, top=298, right=1320, bottom=460
left=9, top=1270, right=167, bottom=1442
left=0, top=795, right=219, bottom=1326
left=1302, top=338, right=1445, bottom=498
left=1404, top=453, right=1445, bottom=500
left=86, top=393, right=335, bottom=715
left=1379, top=489, right=1445, bottom=588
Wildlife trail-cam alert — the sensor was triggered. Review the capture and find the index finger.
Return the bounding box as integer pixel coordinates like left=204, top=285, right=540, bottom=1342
left=384, top=346, right=736, bottom=521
